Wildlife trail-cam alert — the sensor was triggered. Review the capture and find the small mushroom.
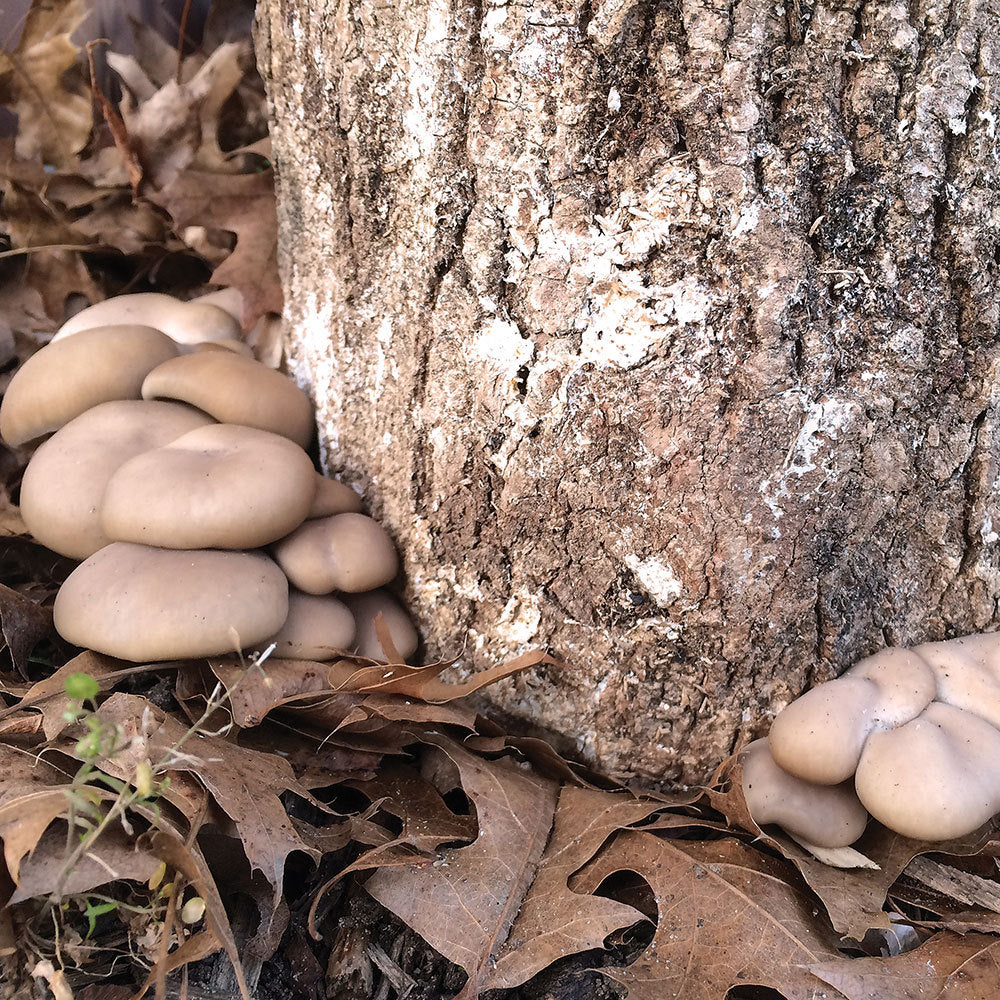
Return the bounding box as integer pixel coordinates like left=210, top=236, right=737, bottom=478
left=141, top=352, right=315, bottom=448
left=343, top=590, right=418, bottom=661
left=266, top=590, right=357, bottom=660
left=741, top=739, right=869, bottom=848
left=854, top=701, right=1000, bottom=841
left=308, top=474, right=363, bottom=518
left=53, top=293, right=240, bottom=345
left=19, top=400, right=215, bottom=560
left=54, top=543, right=289, bottom=661
left=101, top=423, right=317, bottom=550
left=768, top=646, right=937, bottom=785
left=0, top=325, right=180, bottom=448
left=271, top=513, right=399, bottom=594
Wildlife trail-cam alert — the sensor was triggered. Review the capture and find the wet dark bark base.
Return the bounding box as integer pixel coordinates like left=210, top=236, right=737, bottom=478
left=255, top=0, right=1000, bottom=784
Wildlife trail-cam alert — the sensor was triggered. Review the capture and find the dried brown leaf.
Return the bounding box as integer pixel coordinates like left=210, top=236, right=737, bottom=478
left=0, top=743, right=71, bottom=882
left=365, top=737, right=559, bottom=1000
left=0, top=0, right=92, bottom=166
left=150, top=165, right=281, bottom=325
left=0, top=582, right=51, bottom=676
left=94, top=692, right=321, bottom=899
left=572, top=832, right=845, bottom=1000
left=11, top=824, right=158, bottom=902
left=142, top=830, right=250, bottom=1000
left=810, top=931, right=1000, bottom=999
left=122, top=41, right=247, bottom=189
left=15, top=650, right=126, bottom=738
left=482, top=785, right=662, bottom=991
left=331, top=649, right=558, bottom=703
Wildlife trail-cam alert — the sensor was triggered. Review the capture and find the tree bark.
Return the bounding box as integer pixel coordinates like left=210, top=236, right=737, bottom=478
left=254, top=0, right=1000, bottom=784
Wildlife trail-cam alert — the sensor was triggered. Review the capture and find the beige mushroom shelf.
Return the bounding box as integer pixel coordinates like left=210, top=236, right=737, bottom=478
left=3, top=292, right=418, bottom=665
left=746, top=632, right=1000, bottom=845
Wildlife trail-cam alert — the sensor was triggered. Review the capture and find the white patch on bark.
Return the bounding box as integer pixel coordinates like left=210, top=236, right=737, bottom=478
left=760, top=395, right=861, bottom=527
left=496, top=586, right=542, bottom=645
left=624, top=554, right=682, bottom=606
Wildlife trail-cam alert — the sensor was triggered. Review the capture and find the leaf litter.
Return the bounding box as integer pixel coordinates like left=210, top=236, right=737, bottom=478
left=4, top=3, right=1000, bottom=999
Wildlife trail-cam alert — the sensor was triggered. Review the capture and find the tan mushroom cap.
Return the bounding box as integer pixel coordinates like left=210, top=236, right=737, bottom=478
left=308, top=474, right=363, bottom=518
left=189, top=339, right=255, bottom=358
left=855, top=701, right=1000, bottom=841
left=271, top=513, right=399, bottom=594
left=265, top=591, right=357, bottom=660
left=54, top=543, right=288, bottom=661
left=20, top=400, right=215, bottom=560
left=101, top=423, right=317, bottom=550
left=913, top=632, right=1000, bottom=730
left=344, top=590, right=418, bottom=662
left=0, top=325, right=180, bottom=448
left=53, top=293, right=240, bottom=345
left=741, top=739, right=869, bottom=848
left=769, top=646, right=937, bottom=785
left=142, top=352, right=315, bottom=448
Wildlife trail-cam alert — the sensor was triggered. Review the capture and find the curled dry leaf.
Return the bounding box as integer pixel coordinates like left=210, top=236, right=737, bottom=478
left=0, top=743, right=72, bottom=883
left=12, top=824, right=158, bottom=903
left=571, top=832, right=845, bottom=1000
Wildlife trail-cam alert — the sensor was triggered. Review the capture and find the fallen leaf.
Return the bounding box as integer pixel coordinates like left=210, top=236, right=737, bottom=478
left=0, top=582, right=51, bottom=676
left=143, top=830, right=250, bottom=1000
left=810, top=931, right=1000, bottom=999
left=11, top=824, right=158, bottom=902
left=571, top=832, right=845, bottom=1000
left=122, top=41, right=247, bottom=189
left=150, top=165, right=281, bottom=325
left=365, top=738, right=559, bottom=1000
left=330, top=649, right=559, bottom=703
left=481, top=785, right=662, bottom=991
left=0, top=743, right=71, bottom=882
left=0, top=0, right=92, bottom=166
left=93, top=692, right=322, bottom=902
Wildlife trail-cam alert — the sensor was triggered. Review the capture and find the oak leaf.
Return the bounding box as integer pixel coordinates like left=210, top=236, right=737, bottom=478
left=365, top=738, right=559, bottom=1000
left=149, top=166, right=281, bottom=326
left=0, top=0, right=92, bottom=167
left=571, top=832, right=845, bottom=1000
left=810, top=931, right=1000, bottom=999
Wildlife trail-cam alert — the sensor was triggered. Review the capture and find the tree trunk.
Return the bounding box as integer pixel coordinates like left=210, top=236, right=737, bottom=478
left=254, top=0, right=1000, bottom=785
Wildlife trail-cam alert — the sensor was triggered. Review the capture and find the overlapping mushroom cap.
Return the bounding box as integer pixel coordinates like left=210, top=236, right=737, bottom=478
left=53, top=292, right=240, bottom=345
left=740, top=739, right=869, bottom=848
left=344, top=590, right=418, bottom=661
left=0, top=326, right=181, bottom=447
left=54, top=543, right=289, bottom=660
left=266, top=591, right=357, bottom=660
left=142, top=351, right=315, bottom=447
left=272, top=513, right=399, bottom=594
left=20, top=400, right=215, bottom=560
left=755, top=632, right=1000, bottom=843
left=101, top=423, right=316, bottom=549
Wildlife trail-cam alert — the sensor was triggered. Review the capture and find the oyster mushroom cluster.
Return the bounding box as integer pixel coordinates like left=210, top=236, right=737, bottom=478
left=1, top=292, right=417, bottom=664
left=743, top=632, right=1000, bottom=847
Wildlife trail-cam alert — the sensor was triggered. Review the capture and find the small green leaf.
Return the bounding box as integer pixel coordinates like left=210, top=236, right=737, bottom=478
left=65, top=672, right=99, bottom=702
left=83, top=898, right=118, bottom=937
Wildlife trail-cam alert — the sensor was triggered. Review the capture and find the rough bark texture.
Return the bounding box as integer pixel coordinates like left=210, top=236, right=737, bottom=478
left=255, top=0, right=1000, bottom=785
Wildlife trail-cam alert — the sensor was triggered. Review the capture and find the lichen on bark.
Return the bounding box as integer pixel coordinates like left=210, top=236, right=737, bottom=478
left=256, top=0, right=1000, bottom=783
